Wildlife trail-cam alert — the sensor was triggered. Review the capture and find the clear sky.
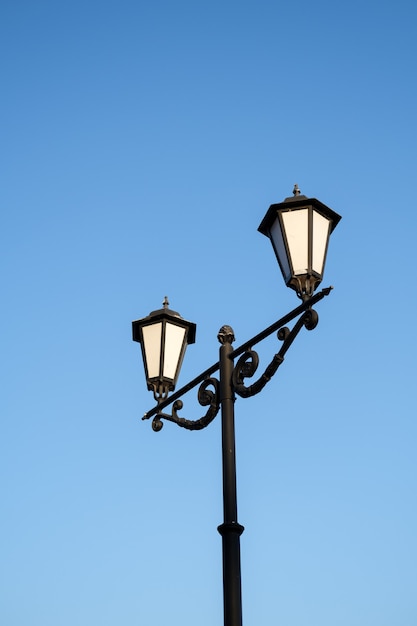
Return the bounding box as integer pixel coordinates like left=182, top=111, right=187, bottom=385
left=1, top=1, right=416, bottom=625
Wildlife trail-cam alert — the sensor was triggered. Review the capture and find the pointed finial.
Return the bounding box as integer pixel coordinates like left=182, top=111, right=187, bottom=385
left=163, top=296, right=169, bottom=309
left=293, top=184, right=301, bottom=196
left=217, top=325, right=235, bottom=344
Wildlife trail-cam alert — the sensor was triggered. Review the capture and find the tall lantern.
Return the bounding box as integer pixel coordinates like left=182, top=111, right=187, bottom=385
left=258, top=185, right=342, bottom=300
left=132, top=297, right=196, bottom=402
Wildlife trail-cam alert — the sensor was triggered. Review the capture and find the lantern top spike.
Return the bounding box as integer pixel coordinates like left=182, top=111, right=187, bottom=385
left=293, top=184, right=301, bottom=196
left=146, top=297, right=183, bottom=321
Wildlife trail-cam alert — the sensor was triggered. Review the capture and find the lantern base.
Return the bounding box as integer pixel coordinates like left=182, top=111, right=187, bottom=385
left=288, top=274, right=322, bottom=301
left=148, top=380, right=173, bottom=403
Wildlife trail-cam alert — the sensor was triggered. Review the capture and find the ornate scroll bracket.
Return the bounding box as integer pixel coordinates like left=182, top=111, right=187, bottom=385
left=232, top=308, right=319, bottom=398
left=143, top=287, right=332, bottom=430
left=151, top=377, right=220, bottom=432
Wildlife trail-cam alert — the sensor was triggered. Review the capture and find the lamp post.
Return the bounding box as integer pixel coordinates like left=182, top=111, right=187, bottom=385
left=132, top=186, right=341, bottom=626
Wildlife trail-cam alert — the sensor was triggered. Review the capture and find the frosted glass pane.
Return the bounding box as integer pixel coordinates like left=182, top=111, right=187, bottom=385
left=164, top=324, right=186, bottom=380
left=142, top=322, right=162, bottom=378
left=312, top=211, right=330, bottom=275
left=282, top=209, right=308, bottom=275
left=270, top=218, right=291, bottom=281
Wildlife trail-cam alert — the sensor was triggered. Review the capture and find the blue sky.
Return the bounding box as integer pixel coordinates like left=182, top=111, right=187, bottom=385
left=1, top=1, right=416, bottom=625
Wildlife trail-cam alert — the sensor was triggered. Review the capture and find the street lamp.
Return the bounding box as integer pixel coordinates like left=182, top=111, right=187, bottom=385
left=132, top=296, right=196, bottom=403
left=132, top=186, right=341, bottom=626
left=258, top=184, right=342, bottom=300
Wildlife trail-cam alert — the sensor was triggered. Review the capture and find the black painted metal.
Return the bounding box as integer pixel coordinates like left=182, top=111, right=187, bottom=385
left=258, top=189, right=341, bottom=300
left=143, top=286, right=332, bottom=421
left=151, top=377, right=220, bottom=432
left=138, top=287, right=333, bottom=626
left=232, top=307, right=319, bottom=398
left=132, top=297, right=197, bottom=402
left=217, top=329, right=244, bottom=626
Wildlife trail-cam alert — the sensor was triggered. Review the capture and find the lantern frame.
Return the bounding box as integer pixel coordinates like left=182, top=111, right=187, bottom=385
left=258, top=186, right=342, bottom=299
left=132, top=297, right=196, bottom=402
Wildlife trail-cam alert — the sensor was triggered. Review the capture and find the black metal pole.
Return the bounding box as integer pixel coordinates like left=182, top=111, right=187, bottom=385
left=217, top=326, right=244, bottom=626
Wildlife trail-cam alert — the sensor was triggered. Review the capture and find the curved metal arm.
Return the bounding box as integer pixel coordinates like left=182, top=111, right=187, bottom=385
left=232, top=349, right=284, bottom=398
left=232, top=308, right=319, bottom=398
left=151, top=378, right=220, bottom=432
left=142, top=288, right=332, bottom=428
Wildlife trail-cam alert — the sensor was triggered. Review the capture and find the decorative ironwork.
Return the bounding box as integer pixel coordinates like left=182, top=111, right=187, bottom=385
left=232, top=348, right=282, bottom=398
left=232, top=307, right=319, bottom=398
left=134, top=180, right=341, bottom=626
left=218, top=325, right=235, bottom=345
left=151, top=377, right=220, bottom=431
left=143, top=287, right=332, bottom=429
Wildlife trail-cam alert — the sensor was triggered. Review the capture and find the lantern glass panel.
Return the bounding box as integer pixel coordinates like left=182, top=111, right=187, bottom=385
left=163, top=323, right=187, bottom=380
left=270, top=218, right=291, bottom=282
left=312, top=211, right=331, bottom=276
left=282, top=209, right=309, bottom=275
left=142, top=322, right=162, bottom=379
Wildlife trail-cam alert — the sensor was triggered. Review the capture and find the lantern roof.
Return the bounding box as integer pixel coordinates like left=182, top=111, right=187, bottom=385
left=132, top=297, right=196, bottom=345
left=258, top=185, right=341, bottom=237
left=148, top=296, right=182, bottom=319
